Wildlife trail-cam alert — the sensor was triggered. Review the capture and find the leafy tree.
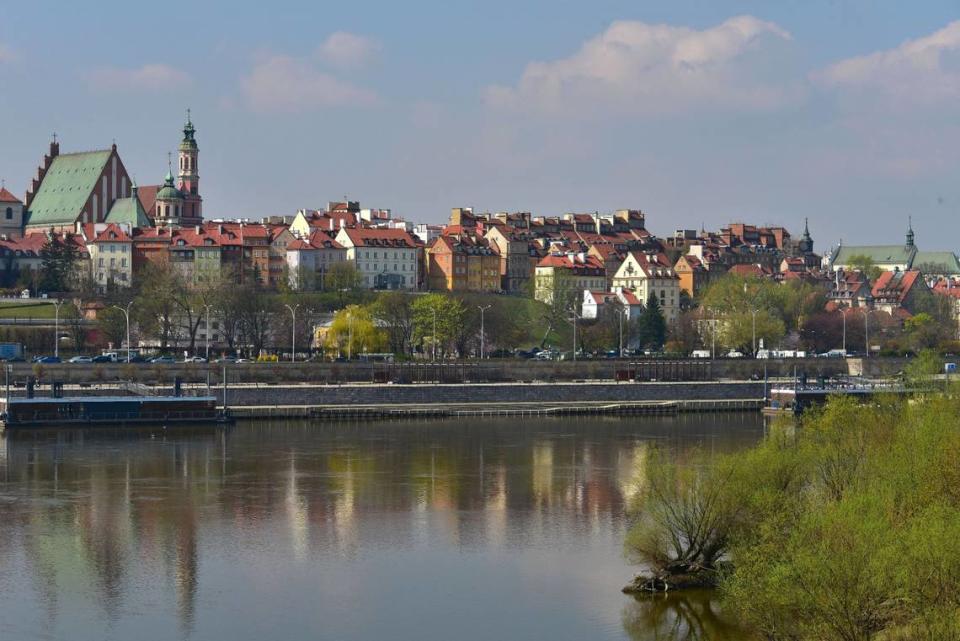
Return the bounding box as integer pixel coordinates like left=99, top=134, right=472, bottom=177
left=372, top=291, right=414, bottom=356
left=97, top=306, right=128, bottom=350
left=846, top=253, right=883, bottom=280
left=134, top=259, right=183, bottom=352
left=39, top=234, right=80, bottom=293
left=637, top=293, right=666, bottom=350
left=324, top=304, right=385, bottom=357
left=411, top=293, right=466, bottom=358
left=325, top=262, right=363, bottom=304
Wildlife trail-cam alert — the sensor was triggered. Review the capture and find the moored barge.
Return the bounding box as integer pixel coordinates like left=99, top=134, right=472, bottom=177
left=0, top=395, right=230, bottom=429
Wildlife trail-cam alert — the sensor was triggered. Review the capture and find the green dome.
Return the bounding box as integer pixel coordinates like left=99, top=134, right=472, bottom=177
left=156, top=172, right=181, bottom=201
left=156, top=184, right=182, bottom=201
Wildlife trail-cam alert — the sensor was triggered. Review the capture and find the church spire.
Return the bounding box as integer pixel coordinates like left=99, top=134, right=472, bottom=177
left=906, top=216, right=915, bottom=248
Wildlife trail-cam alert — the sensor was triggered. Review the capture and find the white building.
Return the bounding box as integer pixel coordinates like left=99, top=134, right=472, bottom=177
left=335, top=227, right=420, bottom=290
left=611, top=251, right=681, bottom=323
left=286, top=230, right=347, bottom=290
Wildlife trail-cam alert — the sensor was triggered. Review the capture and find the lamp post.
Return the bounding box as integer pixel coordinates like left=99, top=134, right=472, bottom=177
left=751, top=308, right=759, bottom=356
left=204, top=304, right=212, bottom=361
left=432, top=306, right=437, bottom=361
left=861, top=307, right=870, bottom=358
left=841, top=309, right=847, bottom=354
left=477, top=305, right=491, bottom=359
left=112, top=301, right=134, bottom=363
left=53, top=299, right=64, bottom=358
left=347, top=309, right=354, bottom=360
left=570, top=307, right=581, bottom=362
left=284, top=304, right=300, bottom=362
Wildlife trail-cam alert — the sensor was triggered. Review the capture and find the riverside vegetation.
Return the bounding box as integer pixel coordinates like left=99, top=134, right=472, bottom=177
left=624, top=390, right=960, bottom=640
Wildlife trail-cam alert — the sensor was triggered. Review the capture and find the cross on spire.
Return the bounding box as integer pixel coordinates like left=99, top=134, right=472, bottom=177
left=51, top=132, right=57, bottom=144
left=167, top=151, right=172, bottom=172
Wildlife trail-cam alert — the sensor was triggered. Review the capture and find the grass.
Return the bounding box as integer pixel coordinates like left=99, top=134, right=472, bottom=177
left=0, top=301, right=59, bottom=319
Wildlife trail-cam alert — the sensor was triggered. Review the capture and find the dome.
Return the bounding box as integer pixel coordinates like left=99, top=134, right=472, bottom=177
left=156, top=172, right=182, bottom=201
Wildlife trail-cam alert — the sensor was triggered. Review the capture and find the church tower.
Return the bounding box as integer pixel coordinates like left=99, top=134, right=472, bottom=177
left=177, top=109, right=202, bottom=223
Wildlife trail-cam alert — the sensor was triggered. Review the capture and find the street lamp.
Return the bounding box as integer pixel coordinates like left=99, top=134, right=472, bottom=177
left=860, top=307, right=871, bottom=358
left=204, top=304, right=212, bottom=361
left=618, top=304, right=627, bottom=357
left=432, top=306, right=437, bottom=361
left=750, top=308, right=760, bottom=356
left=112, top=301, right=134, bottom=363
left=477, top=305, right=491, bottom=359
left=347, top=309, right=354, bottom=360
left=841, top=308, right=847, bottom=354
left=284, top=303, right=300, bottom=362
left=569, top=307, right=581, bottom=362
left=53, top=299, right=64, bottom=358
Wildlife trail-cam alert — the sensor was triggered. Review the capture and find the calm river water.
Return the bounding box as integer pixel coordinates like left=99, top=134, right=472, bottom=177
left=0, top=414, right=763, bottom=641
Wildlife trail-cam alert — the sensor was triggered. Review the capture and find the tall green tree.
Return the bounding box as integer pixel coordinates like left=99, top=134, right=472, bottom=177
left=637, top=293, right=666, bottom=350
left=411, top=293, right=466, bottom=358
left=39, top=234, right=80, bottom=293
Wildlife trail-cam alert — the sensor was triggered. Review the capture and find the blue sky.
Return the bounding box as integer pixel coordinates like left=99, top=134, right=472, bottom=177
left=2, top=0, right=960, bottom=250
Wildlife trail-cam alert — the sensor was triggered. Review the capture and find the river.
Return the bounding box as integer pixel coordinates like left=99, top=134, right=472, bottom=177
left=0, top=414, right=763, bottom=641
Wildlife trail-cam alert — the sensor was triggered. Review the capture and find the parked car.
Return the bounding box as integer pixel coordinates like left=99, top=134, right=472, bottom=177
left=68, top=355, right=93, bottom=364
left=726, top=350, right=745, bottom=359
left=92, top=354, right=114, bottom=363
left=35, top=356, right=61, bottom=364
left=214, top=357, right=237, bottom=363
left=691, top=350, right=711, bottom=358
left=183, top=356, right=207, bottom=363
left=150, top=356, right=176, bottom=364
left=535, top=350, right=556, bottom=360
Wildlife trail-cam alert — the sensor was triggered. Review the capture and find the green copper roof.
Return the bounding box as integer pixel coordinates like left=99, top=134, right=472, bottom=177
left=913, top=251, right=960, bottom=275
left=832, top=245, right=916, bottom=266
left=104, top=196, right=151, bottom=228
left=156, top=171, right=181, bottom=201
left=26, top=150, right=112, bottom=227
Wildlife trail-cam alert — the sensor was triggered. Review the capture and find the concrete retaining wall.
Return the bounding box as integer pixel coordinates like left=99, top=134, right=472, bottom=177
left=221, top=381, right=767, bottom=407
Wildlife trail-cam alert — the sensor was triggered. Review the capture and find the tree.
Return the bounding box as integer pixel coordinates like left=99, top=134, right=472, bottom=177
left=411, top=293, right=466, bottom=358
left=846, top=254, right=883, bottom=280
left=134, top=259, right=183, bottom=352
left=39, top=233, right=80, bottom=293
left=637, top=293, right=666, bottom=350
left=97, top=306, right=128, bottom=350
left=537, top=271, right=579, bottom=348
left=235, top=282, right=277, bottom=357
left=324, top=304, right=385, bottom=357
left=325, top=262, right=363, bottom=304
left=372, top=291, right=414, bottom=356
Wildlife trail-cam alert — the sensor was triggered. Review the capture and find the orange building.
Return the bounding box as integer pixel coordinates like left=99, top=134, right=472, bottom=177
left=427, top=234, right=501, bottom=292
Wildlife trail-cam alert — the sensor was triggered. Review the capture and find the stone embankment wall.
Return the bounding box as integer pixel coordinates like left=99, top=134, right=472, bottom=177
left=220, top=381, right=768, bottom=407
left=12, top=357, right=906, bottom=387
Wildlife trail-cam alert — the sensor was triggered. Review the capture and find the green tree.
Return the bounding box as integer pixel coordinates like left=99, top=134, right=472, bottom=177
left=325, top=262, right=363, bottom=304
left=325, top=304, right=385, bottom=357
left=39, top=234, right=80, bottom=293
left=846, top=254, right=883, bottom=280
left=97, top=306, right=128, bottom=350
left=372, top=291, right=414, bottom=356
left=637, top=293, right=666, bottom=350
left=411, top=293, right=466, bottom=358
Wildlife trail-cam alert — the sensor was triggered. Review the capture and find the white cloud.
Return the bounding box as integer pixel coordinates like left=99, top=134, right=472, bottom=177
left=815, top=21, right=960, bottom=104
left=86, top=63, right=191, bottom=92
left=241, top=54, right=377, bottom=113
left=485, top=15, right=795, bottom=117
left=318, top=32, right=381, bottom=69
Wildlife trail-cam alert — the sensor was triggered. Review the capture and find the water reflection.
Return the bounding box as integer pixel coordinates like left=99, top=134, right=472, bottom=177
left=0, top=414, right=762, bottom=641
left=622, top=591, right=753, bottom=641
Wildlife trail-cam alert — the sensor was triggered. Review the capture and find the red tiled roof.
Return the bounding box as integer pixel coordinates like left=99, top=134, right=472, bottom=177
left=0, top=187, right=21, bottom=203
left=340, top=227, right=417, bottom=248
left=92, top=223, right=131, bottom=243
left=871, top=269, right=921, bottom=304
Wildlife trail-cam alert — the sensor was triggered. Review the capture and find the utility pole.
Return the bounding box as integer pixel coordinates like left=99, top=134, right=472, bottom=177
left=347, top=310, right=354, bottom=360
left=53, top=299, right=63, bottom=358
left=477, top=305, right=491, bottom=359
left=570, top=308, right=580, bottom=362
left=284, top=304, right=299, bottom=362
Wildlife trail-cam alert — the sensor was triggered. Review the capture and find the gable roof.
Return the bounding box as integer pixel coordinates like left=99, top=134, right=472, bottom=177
left=105, top=195, right=151, bottom=228
left=338, top=227, right=418, bottom=248
left=0, top=187, right=21, bottom=204
left=871, top=269, right=922, bottom=304
left=832, top=245, right=915, bottom=267
left=26, top=150, right=112, bottom=227
left=912, top=251, right=960, bottom=276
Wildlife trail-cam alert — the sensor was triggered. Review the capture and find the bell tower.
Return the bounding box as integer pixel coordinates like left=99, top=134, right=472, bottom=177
left=177, top=109, right=202, bottom=223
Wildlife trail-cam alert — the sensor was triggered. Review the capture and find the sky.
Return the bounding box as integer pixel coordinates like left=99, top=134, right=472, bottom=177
left=2, top=0, right=960, bottom=251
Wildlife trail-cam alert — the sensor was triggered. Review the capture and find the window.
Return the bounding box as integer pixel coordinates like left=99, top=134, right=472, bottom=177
left=4, top=207, right=11, bottom=220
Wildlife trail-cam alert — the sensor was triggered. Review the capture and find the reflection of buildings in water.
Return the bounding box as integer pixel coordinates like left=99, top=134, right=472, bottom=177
left=531, top=440, right=554, bottom=507
left=284, top=452, right=309, bottom=561
left=483, top=464, right=508, bottom=548
left=330, top=452, right=358, bottom=556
